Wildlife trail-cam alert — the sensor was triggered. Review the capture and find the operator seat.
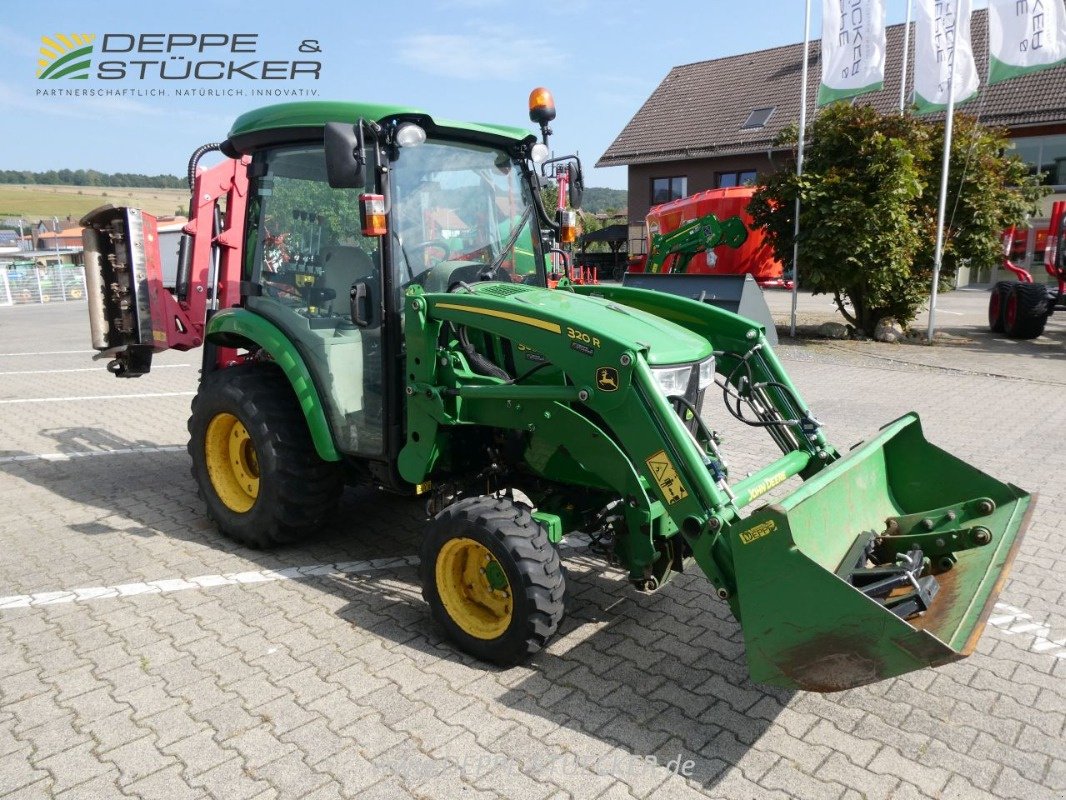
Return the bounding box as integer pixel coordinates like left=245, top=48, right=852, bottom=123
left=319, top=245, right=377, bottom=326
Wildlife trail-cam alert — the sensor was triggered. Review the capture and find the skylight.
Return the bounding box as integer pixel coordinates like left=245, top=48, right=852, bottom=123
left=741, top=107, right=776, bottom=130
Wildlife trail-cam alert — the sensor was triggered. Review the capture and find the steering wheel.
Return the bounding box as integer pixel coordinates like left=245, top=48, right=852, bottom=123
left=406, top=240, right=451, bottom=270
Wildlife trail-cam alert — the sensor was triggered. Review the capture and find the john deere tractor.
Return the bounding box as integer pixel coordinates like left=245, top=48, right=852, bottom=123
left=81, top=90, right=1031, bottom=691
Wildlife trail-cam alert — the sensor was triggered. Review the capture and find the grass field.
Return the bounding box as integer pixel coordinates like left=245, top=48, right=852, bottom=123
left=0, top=184, right=189, bottom=221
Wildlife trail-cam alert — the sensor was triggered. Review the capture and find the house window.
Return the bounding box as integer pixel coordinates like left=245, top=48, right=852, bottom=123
left=1011, top=134, right=1066, bottom=188
left=716, top=170, right=758, bottom=189
left=742, top=107, right=776, bottom=129
left=651, top=176, right=687, bottom=205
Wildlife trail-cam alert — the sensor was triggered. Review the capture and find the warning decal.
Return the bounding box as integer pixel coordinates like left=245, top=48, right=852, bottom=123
left=645, top=450, right=688, bottom=505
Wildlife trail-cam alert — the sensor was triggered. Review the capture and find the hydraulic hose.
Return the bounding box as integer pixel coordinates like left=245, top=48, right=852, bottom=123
left=458, top=326, right=512, bottom=382
left=187, top=143, right=222, bottom=190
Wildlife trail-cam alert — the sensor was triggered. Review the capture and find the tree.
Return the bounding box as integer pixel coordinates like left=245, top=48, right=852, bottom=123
left=748, top=104, right=1044, bottom=335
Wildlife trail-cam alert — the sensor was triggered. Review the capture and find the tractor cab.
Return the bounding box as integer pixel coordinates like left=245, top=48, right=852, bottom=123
left=208, top=97, right=578, bottom=474
left=227, top=110, right=556, bottom=460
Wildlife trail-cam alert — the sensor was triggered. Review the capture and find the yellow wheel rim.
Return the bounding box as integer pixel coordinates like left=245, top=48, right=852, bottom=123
left=435, top=537, right=513, bottom=640
left=204, top=412, right=260, bottom=513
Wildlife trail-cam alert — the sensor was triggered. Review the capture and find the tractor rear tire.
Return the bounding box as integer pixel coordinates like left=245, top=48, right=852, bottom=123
left=420, top=496, right=566, bottom=666
left=988, top=281, right=1012, bottom=333
left=187, top=363, right=343, bottom=548
left=1003, top=283, right=1050, bottom=340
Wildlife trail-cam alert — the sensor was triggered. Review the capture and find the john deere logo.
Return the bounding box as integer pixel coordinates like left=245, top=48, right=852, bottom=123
left=596, top=367, right=619, bottom=392
left=37, top=34, right=95, bottom=80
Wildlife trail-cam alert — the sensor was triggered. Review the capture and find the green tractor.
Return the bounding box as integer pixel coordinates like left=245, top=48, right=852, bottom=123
left=81, top=90, right=1031, bottom=691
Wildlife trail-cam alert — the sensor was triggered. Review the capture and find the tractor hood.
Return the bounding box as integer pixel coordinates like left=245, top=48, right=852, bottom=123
left=464, top=283, right=714, bottom=366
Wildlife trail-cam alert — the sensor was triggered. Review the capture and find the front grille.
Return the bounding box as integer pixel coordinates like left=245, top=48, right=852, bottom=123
left=475, top=283, right=534, bottom=298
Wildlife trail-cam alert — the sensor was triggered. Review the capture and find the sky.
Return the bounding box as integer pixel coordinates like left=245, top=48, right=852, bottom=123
left=0, top=0, right=989, bottom=189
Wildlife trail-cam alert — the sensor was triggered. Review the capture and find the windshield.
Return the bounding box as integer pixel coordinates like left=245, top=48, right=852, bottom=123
left=390, top=138, right=542, bottom=292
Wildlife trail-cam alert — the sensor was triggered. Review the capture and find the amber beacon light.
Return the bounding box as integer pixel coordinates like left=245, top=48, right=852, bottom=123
left=528, top=87, right=556, bottom=124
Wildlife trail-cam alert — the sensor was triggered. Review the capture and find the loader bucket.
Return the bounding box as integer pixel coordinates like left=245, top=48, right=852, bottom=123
left=621, top=272, right=779, bottom=344
left=731, top=413, right=1031, bottom=692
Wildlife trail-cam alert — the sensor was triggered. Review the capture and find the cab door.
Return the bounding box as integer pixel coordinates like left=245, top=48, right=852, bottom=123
left=245, top=143, right=385, bottom=457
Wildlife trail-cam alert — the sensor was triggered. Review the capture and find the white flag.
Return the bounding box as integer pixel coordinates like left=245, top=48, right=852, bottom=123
left=988, top=0, right=1066, bottom=84
left=914, top=0, right=980, bottom=112
left=818, top=0, right=887, bottom=105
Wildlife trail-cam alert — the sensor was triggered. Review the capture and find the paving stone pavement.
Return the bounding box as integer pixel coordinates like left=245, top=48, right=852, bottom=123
left=0, top=300, right=1064, bottom=800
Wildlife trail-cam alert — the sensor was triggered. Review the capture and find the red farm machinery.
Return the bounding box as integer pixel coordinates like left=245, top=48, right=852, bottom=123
left=989, top=200, right=1066, bottom=339
left=622, top=187, right=783, bottom=344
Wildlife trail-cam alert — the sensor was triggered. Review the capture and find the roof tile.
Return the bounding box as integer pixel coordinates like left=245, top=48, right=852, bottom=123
left=598, top=9, right=1066, bottom=167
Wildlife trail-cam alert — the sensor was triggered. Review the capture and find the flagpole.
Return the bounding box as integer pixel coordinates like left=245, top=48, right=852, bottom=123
left=790, top=0, right=812, bottom=338
left=899, top=0, right=913, bottom=111
left=927, top=40, right=958, bottom=343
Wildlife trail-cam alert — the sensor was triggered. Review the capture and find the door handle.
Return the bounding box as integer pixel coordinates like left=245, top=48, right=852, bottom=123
left=350, top=281, right=370, bottom=327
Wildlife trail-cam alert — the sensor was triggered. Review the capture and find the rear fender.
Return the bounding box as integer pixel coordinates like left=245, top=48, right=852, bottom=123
left=205, top=308, right=340, bottom=462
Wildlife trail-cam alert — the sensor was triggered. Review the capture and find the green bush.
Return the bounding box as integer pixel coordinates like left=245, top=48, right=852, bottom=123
left=749, top=104, right=1044, bottom=335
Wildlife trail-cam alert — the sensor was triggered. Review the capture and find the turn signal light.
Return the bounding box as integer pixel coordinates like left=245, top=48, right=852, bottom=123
left=528, top=87, right=556, bottom=125
left=558, top=209, right=577, bottom=244
left=360, top=194, right=386, bottom=237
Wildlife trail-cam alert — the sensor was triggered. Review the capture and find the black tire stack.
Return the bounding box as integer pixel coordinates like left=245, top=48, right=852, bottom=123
left=988, top=281, right=1051, bottom=340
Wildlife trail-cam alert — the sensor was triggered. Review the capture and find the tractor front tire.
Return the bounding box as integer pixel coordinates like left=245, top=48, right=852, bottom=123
left=988, top=281, right=1012, bottom=333
left=187, top=363, right=343, bottom=548
left=420, top=496, right=566, bottom=666
left=1003, top=283, right=1050, bottom=340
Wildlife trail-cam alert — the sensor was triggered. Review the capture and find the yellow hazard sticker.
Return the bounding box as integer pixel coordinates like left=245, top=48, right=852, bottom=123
left=739, top=520, right=777, bottom=545
left=645, top=450, right=688, bottom=504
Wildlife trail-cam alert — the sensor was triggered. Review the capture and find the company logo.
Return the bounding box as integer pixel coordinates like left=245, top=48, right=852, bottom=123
left=596, top=367, right=619, bottom=392
left=37, top=33, right=95, bottom=80
left=35, top=33, right=322, bottom=83
left=739, top=520, right=777, bottom=545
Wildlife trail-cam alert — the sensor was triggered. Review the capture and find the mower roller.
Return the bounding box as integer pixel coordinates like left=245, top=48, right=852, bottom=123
left=81, top=90, right=1030, bottom=691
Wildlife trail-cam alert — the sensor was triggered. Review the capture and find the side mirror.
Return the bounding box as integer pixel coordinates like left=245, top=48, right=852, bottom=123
left=567, top=162, right=584, bottom=210
left=1057, top=226, right=1066, bottom=271
left=324, top=121, right=365, bottom=189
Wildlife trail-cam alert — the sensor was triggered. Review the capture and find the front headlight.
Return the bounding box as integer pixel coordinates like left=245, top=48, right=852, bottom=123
left=698, top=355, right=715, bottom=389
left=650, top=356, right=715, bottom=398
left=650, top=365, right=691, bottom=397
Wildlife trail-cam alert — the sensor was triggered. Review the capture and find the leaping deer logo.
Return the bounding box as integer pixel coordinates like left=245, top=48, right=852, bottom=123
left=596, top=367, right=619, bottom=392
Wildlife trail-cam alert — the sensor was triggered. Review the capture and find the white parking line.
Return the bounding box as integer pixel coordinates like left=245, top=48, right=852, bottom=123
left=987, top=601, right=1066, bottom=660
left=0, top=537, right=591, bottom=610
left=0, top=446, right=186, bottom=464
left=0, top=349, right=94, bottom=356
left=0, top=391, right=195, bottom=405
left=0, top=364, right=191, bottom=376
left=0, top=556, right=423, bottom=609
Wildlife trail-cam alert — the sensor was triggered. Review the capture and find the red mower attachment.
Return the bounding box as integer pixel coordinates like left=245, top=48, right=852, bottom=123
left=80, top=155, right=250, bottom=376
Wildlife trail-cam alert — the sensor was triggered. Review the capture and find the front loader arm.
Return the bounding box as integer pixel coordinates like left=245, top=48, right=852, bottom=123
left=647, top=213, right=748, bottom=274
left=404, top=282, right=1031, bottom=692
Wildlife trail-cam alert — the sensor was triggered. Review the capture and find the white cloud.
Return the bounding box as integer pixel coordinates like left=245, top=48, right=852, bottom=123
left=0, top=79, right=222, bottom=128
left=589, top=73, right=656, bottom=110
left=439, top=0, right=507, bottom=7
left=395, top=25, right=567, bottom=80
left=0, top=25, right=41, bottom=59
left=0, top=81, right=167, bottom=120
